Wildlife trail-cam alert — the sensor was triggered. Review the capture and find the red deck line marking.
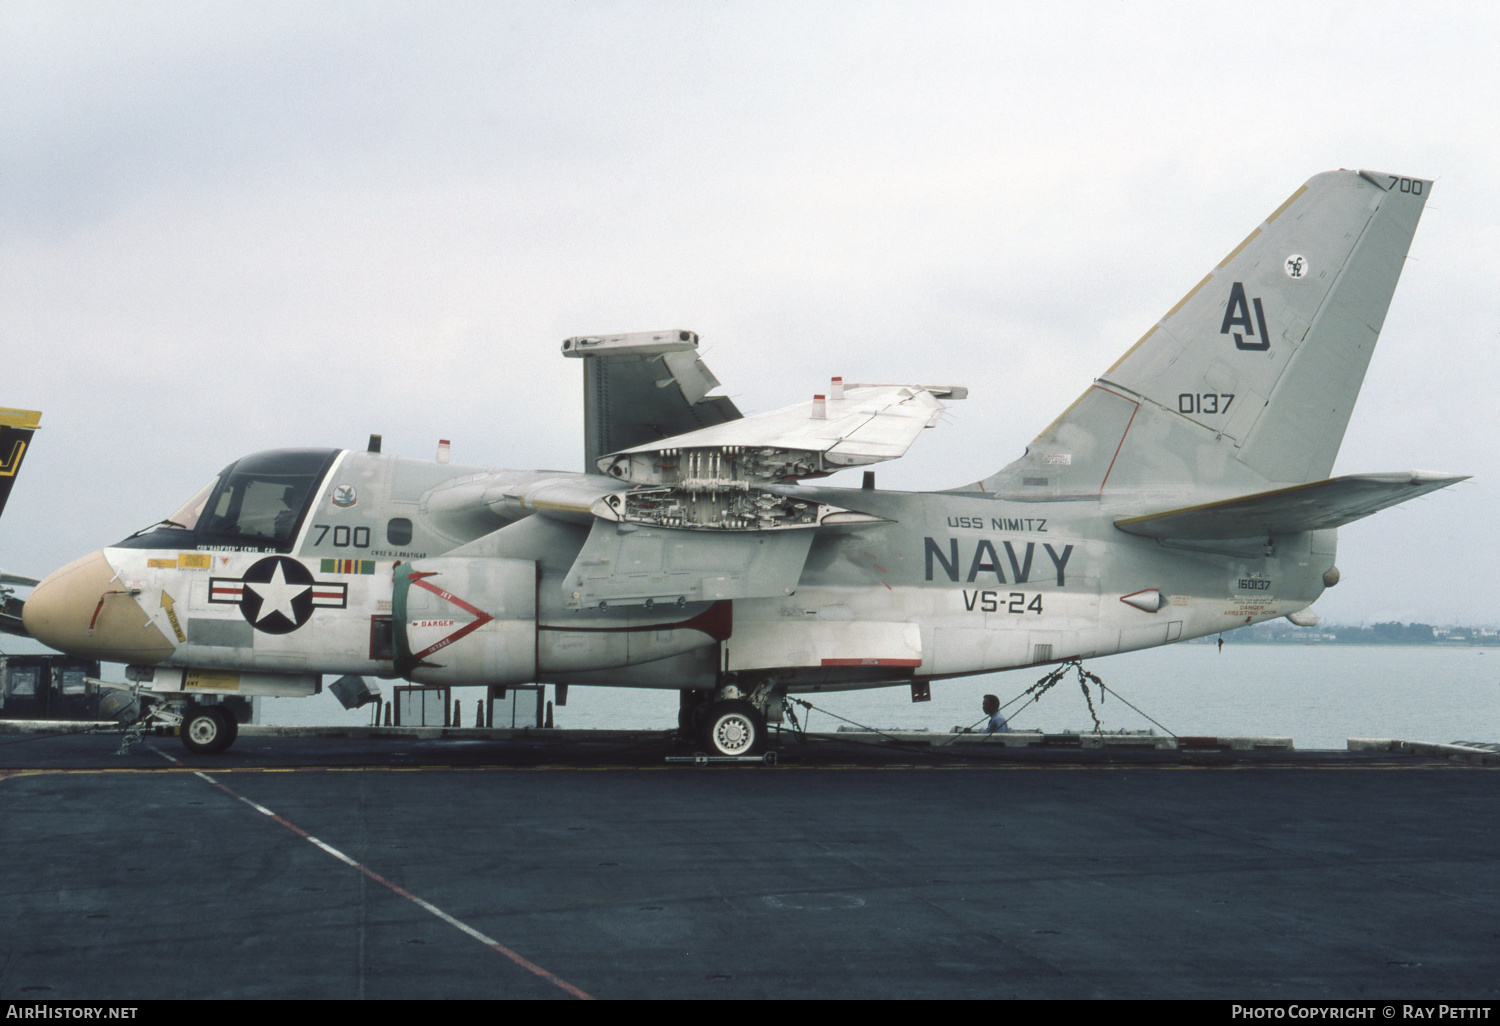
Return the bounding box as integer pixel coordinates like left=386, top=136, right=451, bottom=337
left=187, top=767, right=594, bottom=999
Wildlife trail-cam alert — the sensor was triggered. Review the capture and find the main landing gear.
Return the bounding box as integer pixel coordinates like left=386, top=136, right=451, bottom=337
left=679, top=682, right=782, bottom=757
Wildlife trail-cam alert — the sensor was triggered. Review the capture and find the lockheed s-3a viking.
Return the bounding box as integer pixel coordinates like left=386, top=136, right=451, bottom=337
left=16, top=169, right=1465, bottom=755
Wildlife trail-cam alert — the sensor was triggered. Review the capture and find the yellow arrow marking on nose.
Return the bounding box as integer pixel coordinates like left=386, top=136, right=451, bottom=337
left=160, top=592, right=186, bottom=643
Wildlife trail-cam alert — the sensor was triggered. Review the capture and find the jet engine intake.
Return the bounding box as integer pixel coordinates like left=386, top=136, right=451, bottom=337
left=393, top=558, right=537, bottom=687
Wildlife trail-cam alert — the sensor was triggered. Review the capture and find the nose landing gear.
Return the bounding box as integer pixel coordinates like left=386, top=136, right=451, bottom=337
left=181, top=705, right=238, bottom=755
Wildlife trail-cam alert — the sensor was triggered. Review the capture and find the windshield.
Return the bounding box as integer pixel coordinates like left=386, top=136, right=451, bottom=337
left=116, top=448, right=339, bottom=552
left=167, top=476, right=220, bottom=532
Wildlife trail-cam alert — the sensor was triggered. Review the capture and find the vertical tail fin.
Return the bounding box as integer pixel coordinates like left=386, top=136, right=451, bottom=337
left=0, top=407, right=42, bottom=635
left=0, top=407, right=41, bottom=521
left=983, top=170, right=1429, bottom=497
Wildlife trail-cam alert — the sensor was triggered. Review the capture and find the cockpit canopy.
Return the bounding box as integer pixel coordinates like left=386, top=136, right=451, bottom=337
left=117, top=449, right=340, bottom=553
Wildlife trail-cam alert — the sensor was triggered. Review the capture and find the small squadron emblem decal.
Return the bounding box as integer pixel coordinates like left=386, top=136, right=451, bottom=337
left=332, top=484, right=357, bottom=508
left=1284, top=254, right=1308, bottom=279
left=209, top=556, right=348, bottom=634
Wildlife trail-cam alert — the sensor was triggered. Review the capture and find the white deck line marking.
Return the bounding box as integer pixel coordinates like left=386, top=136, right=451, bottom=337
left=307, top=836, right=360, bottom=867
left=183, top=768, right=593, bottom=999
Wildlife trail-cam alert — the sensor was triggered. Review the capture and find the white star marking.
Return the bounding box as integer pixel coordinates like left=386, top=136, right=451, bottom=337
left=245, top=562, right=310, bottom=625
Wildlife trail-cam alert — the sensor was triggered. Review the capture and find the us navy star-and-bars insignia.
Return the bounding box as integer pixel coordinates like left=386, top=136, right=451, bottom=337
left=208, top=556, right=348, bottom=634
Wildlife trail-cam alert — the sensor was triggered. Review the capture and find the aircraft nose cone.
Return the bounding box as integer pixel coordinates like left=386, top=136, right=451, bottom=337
left=22, top=551, right=174, bottom=663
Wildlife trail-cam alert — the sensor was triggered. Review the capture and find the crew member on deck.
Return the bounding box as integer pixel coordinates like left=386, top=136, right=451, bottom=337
left=982, top=694, right=1009, bottom=734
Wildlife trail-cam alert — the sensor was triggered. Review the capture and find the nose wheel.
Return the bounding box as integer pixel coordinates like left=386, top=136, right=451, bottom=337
left=181, top=706, right=237, bottom=755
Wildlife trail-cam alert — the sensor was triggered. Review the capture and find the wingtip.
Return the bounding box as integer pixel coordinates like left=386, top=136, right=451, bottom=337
left=1407, top=471, right=1470, bottom=485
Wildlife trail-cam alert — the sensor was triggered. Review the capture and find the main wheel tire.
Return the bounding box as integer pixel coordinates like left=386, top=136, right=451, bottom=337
left=181, top=707, right=234, bottom=755
left=699, top=700, right=766, bottom=757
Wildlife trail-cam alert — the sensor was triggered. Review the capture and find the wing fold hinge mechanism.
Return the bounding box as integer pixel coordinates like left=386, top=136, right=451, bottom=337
left=589, top=382, right=962, bottom=531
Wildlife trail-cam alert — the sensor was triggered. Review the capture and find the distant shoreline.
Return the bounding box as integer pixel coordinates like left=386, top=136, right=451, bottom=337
left=1191, top=622, right=1499, bottom=648
left=1193, top=641, right=1495, bottom=648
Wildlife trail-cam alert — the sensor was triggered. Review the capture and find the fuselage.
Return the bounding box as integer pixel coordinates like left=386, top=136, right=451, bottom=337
left=23, top=446, right=1329, bottom=696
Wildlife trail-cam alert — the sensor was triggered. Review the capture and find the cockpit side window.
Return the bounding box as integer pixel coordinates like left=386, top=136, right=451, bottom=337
left=204, top=476, right=309, bottom=542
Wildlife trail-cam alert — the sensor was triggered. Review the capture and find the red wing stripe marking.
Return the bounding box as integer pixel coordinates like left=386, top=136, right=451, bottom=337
left=188, top=769, right=594, bottom=1000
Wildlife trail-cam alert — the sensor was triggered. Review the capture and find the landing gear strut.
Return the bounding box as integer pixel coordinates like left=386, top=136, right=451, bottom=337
left=678, top=689, right=709, bottom=735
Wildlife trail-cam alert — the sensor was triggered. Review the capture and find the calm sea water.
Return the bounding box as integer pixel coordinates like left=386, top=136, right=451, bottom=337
left=256, top=645, right=1500, bottom=750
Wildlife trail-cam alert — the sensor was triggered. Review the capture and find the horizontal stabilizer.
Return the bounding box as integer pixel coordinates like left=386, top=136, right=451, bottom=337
left=0, top=570, right=40, bottom=588
left=1113, top=472, right=1467, bottom=540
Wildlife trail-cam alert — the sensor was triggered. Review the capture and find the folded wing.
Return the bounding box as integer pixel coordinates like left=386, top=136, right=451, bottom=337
left=597, top=383, right=966, bottom=484
left=562, top=329, right=742, bottom=472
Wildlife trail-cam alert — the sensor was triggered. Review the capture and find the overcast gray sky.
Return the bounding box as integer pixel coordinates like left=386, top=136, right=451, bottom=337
left=3, top=1, right=1496, bottom=625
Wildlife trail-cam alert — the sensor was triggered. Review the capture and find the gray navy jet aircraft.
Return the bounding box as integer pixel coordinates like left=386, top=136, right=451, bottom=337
left=16, top=169, right=1466, bottom=755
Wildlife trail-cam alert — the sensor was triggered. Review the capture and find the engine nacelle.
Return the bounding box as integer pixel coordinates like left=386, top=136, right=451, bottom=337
left=393, top=558, right=536, bottom=687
